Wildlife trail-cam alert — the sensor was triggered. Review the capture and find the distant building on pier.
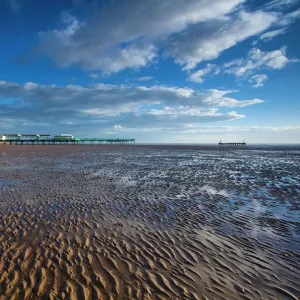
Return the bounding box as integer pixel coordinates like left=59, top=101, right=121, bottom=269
left=1, top=134, right=50, bottom=141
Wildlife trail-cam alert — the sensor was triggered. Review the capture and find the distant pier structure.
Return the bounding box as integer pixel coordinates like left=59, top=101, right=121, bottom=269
left=0, top=133, right=135, bottom=145
left=219, top=140, right=246, bottom=146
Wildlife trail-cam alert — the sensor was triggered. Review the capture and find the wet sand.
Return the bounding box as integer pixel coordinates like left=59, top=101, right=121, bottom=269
left=0, top=145, right=300, bottom=299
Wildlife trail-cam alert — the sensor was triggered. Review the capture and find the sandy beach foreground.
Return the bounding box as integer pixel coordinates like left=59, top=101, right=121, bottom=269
left=0, top=145, right=299, bottom=299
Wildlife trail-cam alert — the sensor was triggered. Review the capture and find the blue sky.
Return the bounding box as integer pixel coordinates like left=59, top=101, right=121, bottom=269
left=0, top=0, right=299, bottom=143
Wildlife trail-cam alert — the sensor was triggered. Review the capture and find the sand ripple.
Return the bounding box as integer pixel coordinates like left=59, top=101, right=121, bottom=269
left=0, top=145, right=300, bottom=299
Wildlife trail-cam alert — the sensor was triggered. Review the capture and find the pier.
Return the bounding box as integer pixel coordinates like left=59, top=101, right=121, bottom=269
left=1, top=134, right=135, bottom=145
left=219, top=140, right=246, bottom=146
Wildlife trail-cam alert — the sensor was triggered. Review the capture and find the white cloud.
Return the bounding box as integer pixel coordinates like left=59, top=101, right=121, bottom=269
left=249, top=74, right=268, bottom=87
left=278, top=8, right=300, bottom=25
left=24, top=82, right=38, bottom=90
left=134, top=107, right=246, bottom=123
left=258, top=8, right=300, bottom=42
left=194, top=46, right=298, bottom=87
left=39, top=19, right=157, bottom=74
left=136, top=85, right=195, bottom=98
left=166, top=10, right=277, bottom=70
left=113, top=124, right=124, bottom=129
left=88, top=73, right=99, bottom=80
left=137, top=76, right=154, bottom=81
left=199, top=90, right=263, bottom=107
left=225, top=47, right=298, bottom=77
left=188, top=64, right=219, bottom=83
left=260, top=28, right=287, bottom=40
left=0, top=80, right=263, bottom=133
left=264, top=0, right=299, bottom=10
left=90, top=83, right=118, bottom=90
left=37, top=0, right=280, bottom=74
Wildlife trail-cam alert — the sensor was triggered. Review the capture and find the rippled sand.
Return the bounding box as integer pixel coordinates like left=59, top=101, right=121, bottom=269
left=0, top=145, right=300, bottom=299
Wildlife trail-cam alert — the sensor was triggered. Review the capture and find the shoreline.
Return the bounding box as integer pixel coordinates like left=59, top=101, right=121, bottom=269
left=1, top=143, right=300, bottom=151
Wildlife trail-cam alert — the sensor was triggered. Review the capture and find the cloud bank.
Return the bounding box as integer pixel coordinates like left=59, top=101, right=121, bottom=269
left=37, top=0, right=280, bottom=74
left=0, top=80, right=263, bottom=133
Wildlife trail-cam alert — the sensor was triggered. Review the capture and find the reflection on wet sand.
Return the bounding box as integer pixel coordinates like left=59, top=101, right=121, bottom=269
left=0, top=145, right=299, bottom=299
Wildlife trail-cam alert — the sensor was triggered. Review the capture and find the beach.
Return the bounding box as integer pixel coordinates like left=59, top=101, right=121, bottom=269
left=0, top=145, right=299, bottom=299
